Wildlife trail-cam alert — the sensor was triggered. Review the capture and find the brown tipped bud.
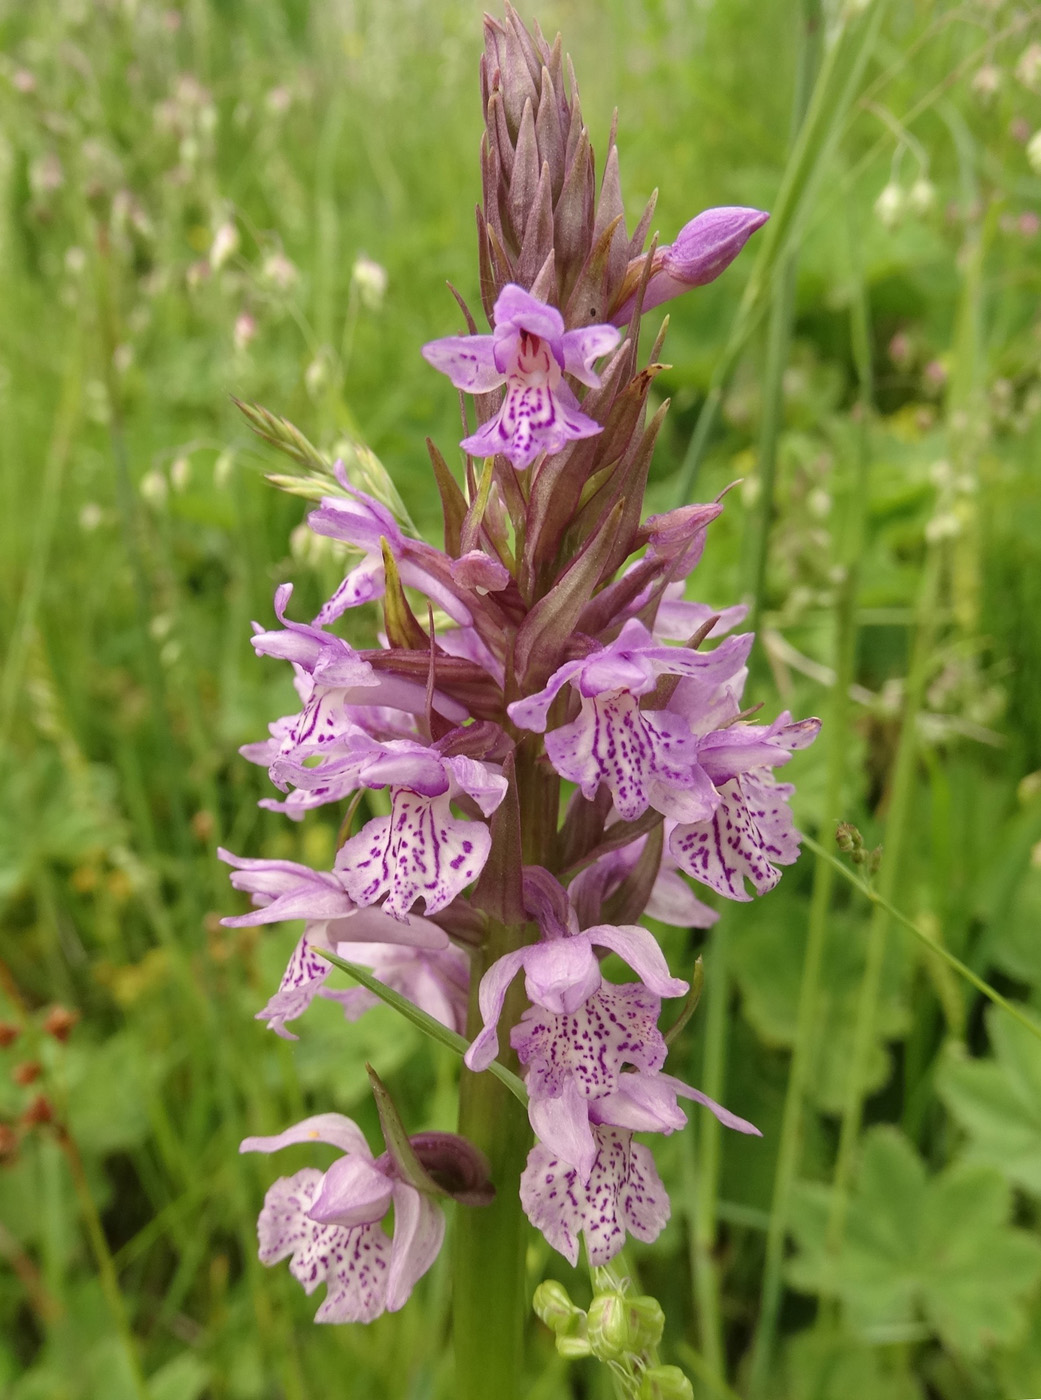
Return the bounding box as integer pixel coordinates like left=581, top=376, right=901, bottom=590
left=478, top=7, right=640, bottom=320
left=22, top=1094, right=54, bottom=1127
left=12, top=1061, right=42, bottom=1087
left=43, top=1005, right=79, bottom=1042
left=835, top=821, right=862, bottom=853
left=0, top=1023, right=21, bottom=1049
left=0, top=1123, right=19, bottom=1160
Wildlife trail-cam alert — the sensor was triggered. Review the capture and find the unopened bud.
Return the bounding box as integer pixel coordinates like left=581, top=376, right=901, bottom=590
left=874, top=182, right=905, bottom=230
left=1027, top=130, right=1041, bottom=176
left=0, top=1024, right=21, bottom=1049
left=626, top=1295, right=666, bottom=1351
left=0, top=1123, right=18, bottom=1159
left=533, top=1280, right=584, bottom=1336
left=43, top=1006, right=79, bottom=1042
left=587, top=1292, right=630, bottom=1360
left=12, top=1061, right=41, bottom=1086
left=835, top=821, right=862, bottom=854
left=555, top=1333, right=593, bottom=1359
left=638, top=1365, right=694, bottom=1400
left=866, top=845, right=883, bottom=876
left=907, top=177, right=935, bottom=217
left=210, top=220, right=239, bottom=271
left=22, top=1094, right=54, bottom=1127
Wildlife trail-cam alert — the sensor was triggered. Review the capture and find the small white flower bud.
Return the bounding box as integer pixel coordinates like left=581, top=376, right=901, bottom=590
left=210, top=220, right=239, bottom=270
left=907, top=177, right=936, bottom=216
left=351, top=255, right=388, bottom=311
left=170, top=456, right=192, bottom=491
left=874, top=182, right=905, bottom=230
left=139, top=470, right=168, bottom=506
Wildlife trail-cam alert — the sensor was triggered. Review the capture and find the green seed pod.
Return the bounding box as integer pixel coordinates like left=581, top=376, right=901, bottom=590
left=587, top=1291, right=630, bottom=1360
left=638, top=1364, right=694, bottom=1400
left=533, top=1280, right=582, bottom=1336
left=626, top=1294, right=666, bottom=1351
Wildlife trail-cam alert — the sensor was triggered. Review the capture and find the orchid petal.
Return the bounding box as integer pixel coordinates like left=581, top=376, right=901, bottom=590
left=587, top=923, right=688, bottom=1000
left=240, top=1113, right=372, bottom=1159
left=385, top=1183, right=447, bottom=1312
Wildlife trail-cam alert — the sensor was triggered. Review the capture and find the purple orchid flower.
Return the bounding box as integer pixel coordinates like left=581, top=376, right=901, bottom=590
left=612, top=207, right=769, bottom=324
left=508, top=617, right=752, bottom=823
left=218, top=848, right=452, bottom=1039
left=306, top=465, right=474, bottom=627
left=421, top=284, right=621, bottom=469
left=272, top=737, right=507, bottom=919
left=668, top=712, right=821, bottom=899
left=464, top=919, right=687, bottom=1072
left=568, top=832, right=719, bottom=932
left=520, top=1125, right=670, bottom=1267
left=513, top=981, right=760, bottom=1180
left=240, top=1114, right=445, bottom=1323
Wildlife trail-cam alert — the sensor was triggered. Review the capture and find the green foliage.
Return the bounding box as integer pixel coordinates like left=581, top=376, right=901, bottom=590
left=938, top=1005, right=1041, bottom=1196
left=787, top=1127, right=1041, bottom=1357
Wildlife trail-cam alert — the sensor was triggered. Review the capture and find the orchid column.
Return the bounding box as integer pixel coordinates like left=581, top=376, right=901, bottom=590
left=225, top=8, right=815, bottom=1399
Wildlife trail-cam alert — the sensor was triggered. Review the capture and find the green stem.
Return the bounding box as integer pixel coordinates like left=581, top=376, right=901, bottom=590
left=453, top=744, right=557, bottom=1400
left=453, top=954, right=532, bottom=1400
left=746, top=214, right=872, bottom=1397
left=690, top=919, right=729, bottom=1381
left=56, top=1125, right=150, bottom=1400
left=826, top=554, right=940, bottom=1255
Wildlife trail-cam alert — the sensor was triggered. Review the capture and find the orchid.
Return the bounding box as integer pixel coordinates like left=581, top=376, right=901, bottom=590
left=465, top=919, right=687, bottom=1072
left=509, top=618, right=753, bottom=822
left=422, top=284, right=621, bottom=469
left=611, top=206, right=770, bottom=324
left=240, top=1114, right=447, bottom=1323
left=226, top=7, right=818, bottom=1386
left=519, top=1126, right=671, bottom=1268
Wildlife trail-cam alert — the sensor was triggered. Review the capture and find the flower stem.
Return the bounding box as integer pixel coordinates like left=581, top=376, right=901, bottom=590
left=453, top=964, right=532, bottom=1400
left=453, top=742, right=556, bottom=1400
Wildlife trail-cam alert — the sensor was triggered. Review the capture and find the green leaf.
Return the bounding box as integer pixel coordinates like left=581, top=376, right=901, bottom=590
left=787, top=1127, right=1041, bottom=1358
left=316, top=947, right=528, bottom=1106
left=937, top=1003, right=1041, bottom=1196
left=728, top=898, right=909, bottom=1112
left=782, top=1324, right=925, bottom=1400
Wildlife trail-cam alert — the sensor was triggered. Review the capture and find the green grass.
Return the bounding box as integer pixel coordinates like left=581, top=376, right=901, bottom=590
left=2, top=1, right=1041, bottom=1396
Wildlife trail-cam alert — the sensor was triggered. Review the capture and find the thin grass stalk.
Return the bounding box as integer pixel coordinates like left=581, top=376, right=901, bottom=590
left=92, top=221, right=194, bottom=872
left=690, top=920, right=729, bottom=1382
left=827, top=147, right=988, bottom=1256
left=689, top=6, right=825, bottom=1376
left=673, top=0, right=888, bottom=504
left=825, top=551, right=940, bottom=1257
left=55, top=1124, right=150, bottom=1400
left=745, top=216, right=873, bottom=1398
left=0, top=329, right=82, bottom=752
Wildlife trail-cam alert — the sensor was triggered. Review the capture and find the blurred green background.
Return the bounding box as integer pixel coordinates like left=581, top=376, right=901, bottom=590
left=3, top=0, right=1041, bottom=1396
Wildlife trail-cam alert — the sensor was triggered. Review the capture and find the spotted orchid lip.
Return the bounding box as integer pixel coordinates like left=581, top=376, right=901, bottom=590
left=422, top=283, right=621, bottom=469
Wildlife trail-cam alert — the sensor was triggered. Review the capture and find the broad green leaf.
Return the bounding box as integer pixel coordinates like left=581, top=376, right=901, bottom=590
left=783, top=1323, right=925, bottom=1400
left=787, top=1127, right=1041, bottom=1358
left=729, top=898, right=909, bottom=1112
left=937, top=1004, right=1041, bottom=1196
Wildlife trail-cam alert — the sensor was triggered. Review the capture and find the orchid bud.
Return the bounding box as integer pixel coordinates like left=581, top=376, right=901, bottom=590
left=611, top=206, right=769, bottom=322
left=638, top=1365, right=694, bottom=1400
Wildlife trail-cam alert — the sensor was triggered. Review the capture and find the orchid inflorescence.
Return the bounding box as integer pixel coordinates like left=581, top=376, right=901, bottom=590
left=225, top=5, right=816, bottom=1335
